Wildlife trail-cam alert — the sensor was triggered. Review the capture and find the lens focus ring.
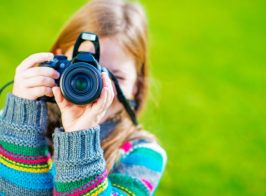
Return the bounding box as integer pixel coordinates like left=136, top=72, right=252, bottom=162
left=60, top=62, right=102, bottom=105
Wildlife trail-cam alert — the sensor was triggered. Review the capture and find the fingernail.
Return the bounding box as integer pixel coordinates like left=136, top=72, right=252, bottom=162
left=102, top=72, right=108, bottom=77
left=48, top=53, right=54, bottom=59
left=55, top=72, right=60, bottom=78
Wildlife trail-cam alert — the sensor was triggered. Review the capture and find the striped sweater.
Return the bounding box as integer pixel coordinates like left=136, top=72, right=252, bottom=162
left=0, top=94, right=167, bottom=196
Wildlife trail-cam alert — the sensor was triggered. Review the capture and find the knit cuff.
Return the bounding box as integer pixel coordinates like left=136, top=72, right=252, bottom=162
left=1, top=93, right=47, bottom=130
left=52, top=126, right=106, bottom=182
left=0, top=93, right=48, bottom=147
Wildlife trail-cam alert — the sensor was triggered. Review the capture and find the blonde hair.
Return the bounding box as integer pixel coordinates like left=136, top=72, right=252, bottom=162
left=46, top=0, right=156, bottom=172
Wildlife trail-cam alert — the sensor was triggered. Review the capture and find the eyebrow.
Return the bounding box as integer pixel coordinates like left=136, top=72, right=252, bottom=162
left=108, top=68, right=126, bottom=75
left=111, top=69, right=121, bottom=73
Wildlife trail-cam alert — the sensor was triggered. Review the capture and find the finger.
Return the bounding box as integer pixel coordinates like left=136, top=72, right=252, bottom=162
left=102, top=73, right=114, bottom=105
left=106, top=77, right=114, bottom=100
left=18, top=53, right=54, bottom=71
left=106, top=87, right=114, bottom=108
left=24, top=76, right=56, bottom=88
left=92, top=73, right=114, bottom=111
left=102, top=72, right=111, bottom=88
left=52, top=86, right=72, bottom=111
left=103, top=72, right=114, bottom=95
left=103, top=86, right=114, bottom=110
left=22, top=67, right=60, bottom=79
left=52, top=87, right=64, bottom=106
left=29, top=87, right=53, bottom=98
left=92, top=86, right=108, bottom=113
left=100, top=87, right=109, bottom=112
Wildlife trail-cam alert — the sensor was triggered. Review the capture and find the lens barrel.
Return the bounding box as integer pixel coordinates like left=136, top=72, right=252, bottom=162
left=60, top=62, right=102, bottom=105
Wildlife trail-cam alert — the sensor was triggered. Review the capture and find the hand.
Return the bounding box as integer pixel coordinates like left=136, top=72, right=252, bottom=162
left=52, top=72, right=114, bottom=132
left=12, top=53, right=60, bottom=100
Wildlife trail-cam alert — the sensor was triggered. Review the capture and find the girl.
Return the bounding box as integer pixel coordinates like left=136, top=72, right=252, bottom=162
left=0, top=0, right=167, bottom=195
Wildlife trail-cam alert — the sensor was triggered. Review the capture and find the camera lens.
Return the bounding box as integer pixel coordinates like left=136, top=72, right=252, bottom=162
left=60, top=62, right=102, bottom=105
left=71, top=75, right=90, bottom=92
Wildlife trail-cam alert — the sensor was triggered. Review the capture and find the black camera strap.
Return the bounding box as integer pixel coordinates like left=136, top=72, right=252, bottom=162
left=106, top=68, right=138, bottom=126
left=0, top=80, right=14, bottom=95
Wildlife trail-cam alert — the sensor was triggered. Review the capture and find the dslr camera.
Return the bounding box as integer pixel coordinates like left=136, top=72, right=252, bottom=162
left=39, top=32, right=104, bottom=105
left=0, top=32, right=138, bottom=125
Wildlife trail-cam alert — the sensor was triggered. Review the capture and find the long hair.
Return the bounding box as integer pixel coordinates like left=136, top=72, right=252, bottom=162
left=46, top=0, right=156, bottom=172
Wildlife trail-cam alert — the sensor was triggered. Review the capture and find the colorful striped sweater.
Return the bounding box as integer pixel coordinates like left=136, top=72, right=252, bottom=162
left=0, top=94, right=167, bottom=196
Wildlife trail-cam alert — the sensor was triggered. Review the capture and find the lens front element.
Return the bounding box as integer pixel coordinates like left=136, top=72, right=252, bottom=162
left=60, top=62, right=102, bottom=105
left=71, top=75, right=90, bottom=93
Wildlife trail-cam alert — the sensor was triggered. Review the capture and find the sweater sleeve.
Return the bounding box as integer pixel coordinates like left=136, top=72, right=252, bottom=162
left=0, top=94, right=54, bottom=196
left=52, top=127, right=167, bottom=196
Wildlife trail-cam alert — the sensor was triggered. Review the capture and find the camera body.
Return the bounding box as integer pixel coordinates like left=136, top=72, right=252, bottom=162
left=39, top=32, right=104, bottom=105
left=0, top=32, right=139, bottom=125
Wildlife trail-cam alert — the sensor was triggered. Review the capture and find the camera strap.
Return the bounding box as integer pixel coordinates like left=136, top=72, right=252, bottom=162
left=106, top=68, right=138, bottom=126
left=0, top=80, right=14, bottom=95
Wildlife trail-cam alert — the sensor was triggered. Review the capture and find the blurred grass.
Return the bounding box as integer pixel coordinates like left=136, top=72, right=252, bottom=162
left=0, top=0, right=266, bottom=195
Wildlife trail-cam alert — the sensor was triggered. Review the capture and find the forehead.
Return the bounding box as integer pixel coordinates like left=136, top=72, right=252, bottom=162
left=76, top=38, right=136, bottom=74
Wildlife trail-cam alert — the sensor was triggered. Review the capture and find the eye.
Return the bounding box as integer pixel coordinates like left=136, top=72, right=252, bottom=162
left=115, top=75, right=125, bottom=80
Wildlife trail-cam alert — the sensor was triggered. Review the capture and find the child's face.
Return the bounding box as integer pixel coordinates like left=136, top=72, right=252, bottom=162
left=63, top=37, right=137, bottom=122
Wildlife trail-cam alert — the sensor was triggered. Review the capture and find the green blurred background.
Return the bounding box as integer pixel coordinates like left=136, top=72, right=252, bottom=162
left=0, top=0, right=265, bottom=195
